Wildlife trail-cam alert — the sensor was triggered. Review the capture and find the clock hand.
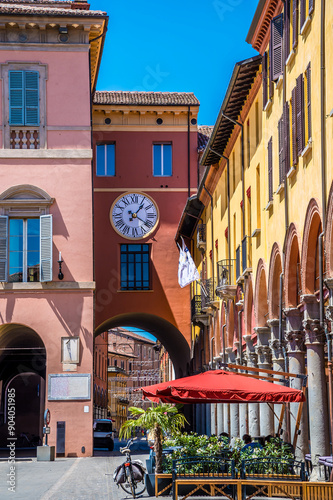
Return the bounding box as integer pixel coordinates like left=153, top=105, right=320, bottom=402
left=136, top=204, right=144, bottom=214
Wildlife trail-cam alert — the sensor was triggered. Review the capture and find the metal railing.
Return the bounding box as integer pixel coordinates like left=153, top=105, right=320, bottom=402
left=236, top=246, right=241, bottom=281
left=217, top=259, right=236, bottom=287
left=201, top=278, right=218, bottom=309
left=242, top=236, right=252, bottom=273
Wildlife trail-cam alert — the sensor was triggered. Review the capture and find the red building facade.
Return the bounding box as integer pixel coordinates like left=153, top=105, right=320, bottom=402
left=92, top=92, right=200, bottom=377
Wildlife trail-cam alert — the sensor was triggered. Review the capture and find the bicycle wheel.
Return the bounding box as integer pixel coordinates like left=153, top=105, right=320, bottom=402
left=120, top=479, right=135, bottom=497
left=120, top=466, right=136, bottom=498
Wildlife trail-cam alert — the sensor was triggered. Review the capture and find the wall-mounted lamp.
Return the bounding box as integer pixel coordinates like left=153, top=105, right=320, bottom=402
left=58, top=251, right=64, bottom=280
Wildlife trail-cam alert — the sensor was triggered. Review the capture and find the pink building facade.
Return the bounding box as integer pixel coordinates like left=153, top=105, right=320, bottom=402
left=0, top=0, right=107, bottom=457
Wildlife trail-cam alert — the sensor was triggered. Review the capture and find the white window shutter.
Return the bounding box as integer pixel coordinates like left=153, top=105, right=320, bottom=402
left=40, top=215, right=53, bottom=282
left=0, top=216, right=8, bottom=282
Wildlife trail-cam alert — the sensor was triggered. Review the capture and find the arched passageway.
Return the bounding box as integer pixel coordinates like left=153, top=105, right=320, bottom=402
left=95, top=313, right=190, bottom=378
left=0, top=324, right=46, bottom=448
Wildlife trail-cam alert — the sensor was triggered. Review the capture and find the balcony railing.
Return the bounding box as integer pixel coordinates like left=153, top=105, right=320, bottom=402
left=242, top=235, right=252, bottom=273
left=197, top=223, right=206, bottom=250
left=217, top=259, right=236, bottom=287
left=201, top=278, right=218, bottom=309
left=236, top=246, right=241, bottom=281
left=10, top=127, right=40, bottom=149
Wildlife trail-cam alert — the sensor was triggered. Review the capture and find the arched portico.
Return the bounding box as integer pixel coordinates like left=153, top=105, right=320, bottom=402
left=0, top=324, right=46, bottom=448
left=95, top=313, right=190, bottom=378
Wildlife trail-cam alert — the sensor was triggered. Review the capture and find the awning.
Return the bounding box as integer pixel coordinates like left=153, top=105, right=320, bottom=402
left=139, top=370, right=305, bottom=404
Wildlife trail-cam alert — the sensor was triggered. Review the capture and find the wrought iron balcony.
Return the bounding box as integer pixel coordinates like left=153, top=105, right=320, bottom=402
left=201, top=278, right=219, bottom=311
left=242, top=235, right=252, bottom=275
left=10, top=127, right=40, bottom=149
left=197, top=223, right=206, bottom=251
left=216, top=259, right=237, bottom=300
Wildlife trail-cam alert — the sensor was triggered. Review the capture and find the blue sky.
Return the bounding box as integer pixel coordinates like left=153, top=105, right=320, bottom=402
left=90, top=0, right=259, bottom=125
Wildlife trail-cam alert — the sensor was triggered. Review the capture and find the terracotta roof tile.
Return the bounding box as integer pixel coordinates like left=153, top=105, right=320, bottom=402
left=0, top=2, right=106, bottom=16
left=93, top=91, right=200, bottom=106
left=198, top=126, right=214, bottom=151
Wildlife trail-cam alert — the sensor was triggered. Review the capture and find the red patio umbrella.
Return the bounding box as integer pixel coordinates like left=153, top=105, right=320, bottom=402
left=139, top=370, right=305, bottom=404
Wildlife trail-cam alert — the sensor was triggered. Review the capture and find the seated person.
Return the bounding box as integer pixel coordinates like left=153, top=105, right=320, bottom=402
left=242, top=434, right=263, bottom=451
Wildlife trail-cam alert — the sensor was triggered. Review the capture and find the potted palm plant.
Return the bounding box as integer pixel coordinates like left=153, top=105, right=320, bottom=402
left=120, top=403, right=187, bottom=495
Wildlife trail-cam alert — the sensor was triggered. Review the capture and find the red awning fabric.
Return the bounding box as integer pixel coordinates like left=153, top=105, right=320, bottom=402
left=139, top=370, right=305, bottom=404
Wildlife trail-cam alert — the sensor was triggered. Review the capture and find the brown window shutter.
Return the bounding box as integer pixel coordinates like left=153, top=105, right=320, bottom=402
left=293, top=0, right=299, bottom=49
left=309, top=0, right=314, bottom=15
left=284, top=102, right=290, bottom=174
left=300, top=0, right=306, bottom=28
left=278, top=115, right=284, bottom=185
left=271, top=14, right=284, bottom=81
left=262, top=52, right=268, bottom=109
left=268, top=137, right=273, bottom=201
left=284, top=0, right=291, bottom=62
left=292, top=86, right=297, bottom=165
left=307, top=62, right=312, bottom=141
left=296, top=74, right=305, bottom=156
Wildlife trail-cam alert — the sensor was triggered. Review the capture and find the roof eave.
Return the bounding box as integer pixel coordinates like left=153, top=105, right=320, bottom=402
left=175, top=195, right=204, bottom=243
left=246, top=0, right=267, bottom=45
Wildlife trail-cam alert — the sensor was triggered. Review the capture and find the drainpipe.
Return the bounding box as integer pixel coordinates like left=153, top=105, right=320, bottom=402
left=203, top=185, right=215, bottom=289
left=221, top=112, right=245, bottom=239
left=187, top=105, right=191, bottom=198
left=222, top=323, right=227, bottom=364
left=320, top=0, right=331, bottom=464
left=238, top=308, right=244, bottom=365
left=208, top=148, right=231, bottom=262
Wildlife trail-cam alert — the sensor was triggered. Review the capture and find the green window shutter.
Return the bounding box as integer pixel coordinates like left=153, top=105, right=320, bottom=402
left=40, top=215, right=53, bottom=282
left=268, top=137, right=273, bottom=202
left=300, top=0, right=306, bottom=27
left=309, top=0, right=314, bottom=15
left=278, top=115, right=284, bottom=185
left=25, top=71, right=39, bottom=126
left=9, top=71, right=24, bottom=125
left=0, top=216, right=8, bottom=282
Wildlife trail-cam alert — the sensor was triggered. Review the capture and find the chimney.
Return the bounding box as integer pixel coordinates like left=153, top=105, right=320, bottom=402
left=71, top=1, right=90, bottom=10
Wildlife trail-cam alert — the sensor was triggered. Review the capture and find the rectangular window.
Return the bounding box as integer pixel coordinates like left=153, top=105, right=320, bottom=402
left=9, top=218, right=40, bottom=282
left=120, top=244, right=150, bottom=290
left=9, top=70, right=39, bottom=126
left=153, top=144, right=172, bottom=176
left=96, top=144, right=115, bottom=176
left=0, top=215, right=52, bottom=283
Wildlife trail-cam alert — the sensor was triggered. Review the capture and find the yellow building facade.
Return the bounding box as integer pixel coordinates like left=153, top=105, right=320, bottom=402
left=177, top=0, right=333, bottom=476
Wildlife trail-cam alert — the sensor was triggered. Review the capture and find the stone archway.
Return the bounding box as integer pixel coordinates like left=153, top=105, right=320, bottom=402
left=284, top=224, right=301, bottom=308
left=0, top=324, right=46, bottom=448
left=244, top=275, right=254, bottom=336
left=254, top=259, right=268, bottom=327
left=95, top=313, right=190, bottom=378
left=268, top=243, right=283, bottom=320
left=301, top=199, right=322, bottom=295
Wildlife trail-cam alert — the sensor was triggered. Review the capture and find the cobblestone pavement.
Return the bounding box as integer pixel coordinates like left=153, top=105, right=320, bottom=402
left=0, top=450, right=150, bottom=500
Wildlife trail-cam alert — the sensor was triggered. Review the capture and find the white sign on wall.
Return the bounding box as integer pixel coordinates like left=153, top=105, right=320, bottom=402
left=48, top=374, right=91, bottom=400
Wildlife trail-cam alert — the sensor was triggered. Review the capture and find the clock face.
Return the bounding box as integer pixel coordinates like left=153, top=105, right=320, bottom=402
left=110, top=192, right=159, bottom=239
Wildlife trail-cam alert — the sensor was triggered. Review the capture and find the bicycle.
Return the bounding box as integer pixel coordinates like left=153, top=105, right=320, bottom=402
left=114, top=438, right=146, bottom=498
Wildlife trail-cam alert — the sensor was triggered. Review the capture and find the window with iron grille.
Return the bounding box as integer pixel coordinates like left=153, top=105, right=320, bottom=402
left=120, top=244, right=150, bottom=290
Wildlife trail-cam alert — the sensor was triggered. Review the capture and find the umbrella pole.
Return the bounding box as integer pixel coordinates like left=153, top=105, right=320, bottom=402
left=277, top=404, right=285, bottom=437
